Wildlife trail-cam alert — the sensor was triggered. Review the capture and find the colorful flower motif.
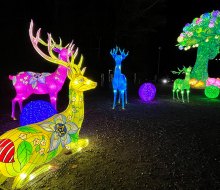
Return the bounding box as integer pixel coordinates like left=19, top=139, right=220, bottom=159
left=27, top=72, right=51, bottom=89
left=33, top=138, right=40, bottom=146
left=39, top=114, right=78, bottom=151
left=39, top=148, right=45, bottom=155
left=72, top=97, right=76, bottom=102
left=72, top=106, right=79, bottom=113
left=67, top=115, right=73, bottom=120
left=19, top=133, right=27, bottom=140
left=41, top=140, right=46, bottom=146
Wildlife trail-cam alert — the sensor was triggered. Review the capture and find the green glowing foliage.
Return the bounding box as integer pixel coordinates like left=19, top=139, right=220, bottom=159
left=177, top=10, right=220, bottom=82
left=204, top=85, right=220, bottom=98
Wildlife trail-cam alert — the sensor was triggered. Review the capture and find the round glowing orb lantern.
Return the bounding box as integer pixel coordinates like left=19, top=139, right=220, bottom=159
left=20, top=100, right=57, bottom=126
left=139, top=83, right=156, bottom=102
left=204, top=85, right=219, bottom=99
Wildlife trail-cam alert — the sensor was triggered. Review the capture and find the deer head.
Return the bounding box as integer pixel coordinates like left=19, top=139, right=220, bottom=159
left=29, top=20, right=97, bottom=91
left=66, top=52, right=97, bottom=92
left=110, top=46, right=129, bottom=65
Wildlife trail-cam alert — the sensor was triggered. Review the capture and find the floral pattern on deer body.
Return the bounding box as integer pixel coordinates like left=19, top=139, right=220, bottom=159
left=39, top=114, right=78, bottom=151
left=27, top=72, right=51, bottom=88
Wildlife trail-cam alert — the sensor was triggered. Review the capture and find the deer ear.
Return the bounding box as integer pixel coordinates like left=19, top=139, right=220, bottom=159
left=81, top=67, right=86, bottom=75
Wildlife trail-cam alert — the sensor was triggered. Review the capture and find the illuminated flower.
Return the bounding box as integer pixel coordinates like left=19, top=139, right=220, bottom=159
left=39, top=114, right=78, bottom=151
left=27, top=72, right=51, bottom=89
left=72, top=106, right=79, bottom=113
left=196, top=18, right=202, bottom=25
left=19, top=133, right=27, bottom=140
left=33, top=138, right=40, bottom=146
left=39, top=148, right=45, bottom=155
left=41, top=140, right=46, bottom=146
left=67, top=115, right=73, bottom=120
left=72, top=97, right=76, bottom=102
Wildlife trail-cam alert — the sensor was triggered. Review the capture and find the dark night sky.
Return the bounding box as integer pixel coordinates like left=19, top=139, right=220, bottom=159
left=0, top=0, right=220, bottom=108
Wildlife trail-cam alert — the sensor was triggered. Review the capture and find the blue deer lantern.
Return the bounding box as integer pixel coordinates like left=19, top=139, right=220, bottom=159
left=110, top=46, right=129, bottom=109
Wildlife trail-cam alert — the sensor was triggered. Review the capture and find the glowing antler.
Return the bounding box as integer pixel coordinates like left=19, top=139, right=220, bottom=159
left=171, top=66, right=185, bottom=75
left=119, top=48, right=129, bottom=59
left=110, top=46, right=129, bottom=60
left=110, top=46, right=119, bottom=59
left=29, top=20, right=68, bottom=67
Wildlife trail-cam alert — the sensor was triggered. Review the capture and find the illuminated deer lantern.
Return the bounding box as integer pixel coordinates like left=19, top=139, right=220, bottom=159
left=172, top=66, right=192, bottom=102
left=0, top=20, right=97, bottom=189
left=9, top=24, right=74, bottom=120
left=110, top=46, right=129, bottom=109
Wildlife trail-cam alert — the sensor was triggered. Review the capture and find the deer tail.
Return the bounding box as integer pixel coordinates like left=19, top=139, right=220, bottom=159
left=9, top=75, right=14, bottom=80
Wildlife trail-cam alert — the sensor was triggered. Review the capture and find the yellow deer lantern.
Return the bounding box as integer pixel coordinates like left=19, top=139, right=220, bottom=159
left=0, top=20, right=97, bottom=189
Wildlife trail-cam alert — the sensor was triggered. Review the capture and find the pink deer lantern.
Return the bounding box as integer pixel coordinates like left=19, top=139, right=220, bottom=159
left=9, top=21, right=74, bottom=120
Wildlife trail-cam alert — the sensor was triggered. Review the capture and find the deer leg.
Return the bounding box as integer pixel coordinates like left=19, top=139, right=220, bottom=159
left=24, top=164, right=52, bottom=184
left=0, top=174, right=7, bottom=185
left=49, top=93, right=58, bottom=110
left=176, top=90, right=180, bottom=99
left=125, top=89, right=128, bottom=104
left=121, top=90, right=125, bottom=109
left=172, top=89, right=175, bottom=99
left=11, top=98, right=17, bottom=120
left=12, top=163, right=37, bottom=189
left=65, top=138, right=89, bottom=154
left=18, top=100, right=23, bottom=112
left=112, top=90, right=117, bottom=109
left=187, top=90, right=190, bottom=102
left=181, top=90, right=184, bottom=103
left=118, top=93, right=120, bottom=104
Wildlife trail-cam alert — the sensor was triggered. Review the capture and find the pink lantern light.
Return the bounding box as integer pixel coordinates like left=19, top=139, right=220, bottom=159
left=9, top=25, right=75, bottom=120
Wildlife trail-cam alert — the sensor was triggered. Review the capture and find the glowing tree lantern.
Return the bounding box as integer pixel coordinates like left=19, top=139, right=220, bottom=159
left=110, top=46, right=129, bottom=109
left=0, top=20, right=97, bottom=189
left=20, top=100, right=57, bottom=126
left=138, top=83, right=156, bottom=102
left=172, top=66, right=192, bottom=102
left=177, top=10, right=220, bottom=88
left=204, top=85, right=220, bottom=98
left=9, top=27, right=74, bottom=120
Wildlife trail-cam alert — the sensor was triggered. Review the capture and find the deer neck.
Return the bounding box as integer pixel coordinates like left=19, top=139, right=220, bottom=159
left=54, top=65, right=68, bottom=82
left=64, top=89, right=84, bottom=129
left=114, top=64, right=122, bottom=77
left=184, top=73, right=190, bottom=82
